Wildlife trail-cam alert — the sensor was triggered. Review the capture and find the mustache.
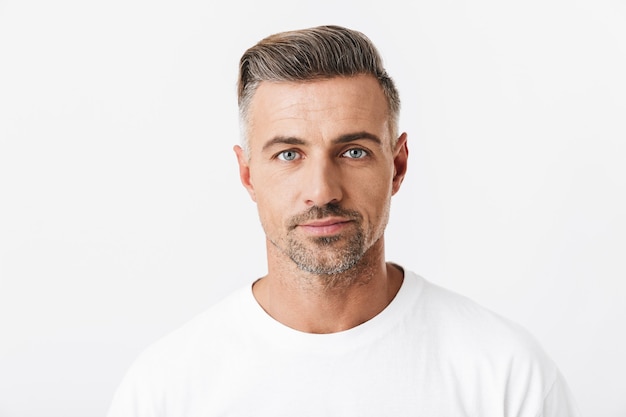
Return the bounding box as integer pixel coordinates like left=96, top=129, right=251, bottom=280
left=287, top=203, right=362, bottom=230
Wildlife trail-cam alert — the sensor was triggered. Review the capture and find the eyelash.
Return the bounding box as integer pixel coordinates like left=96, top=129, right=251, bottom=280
left=342, top=148, right=368, bottom=159
left=276, top=150, right=301, bottom=161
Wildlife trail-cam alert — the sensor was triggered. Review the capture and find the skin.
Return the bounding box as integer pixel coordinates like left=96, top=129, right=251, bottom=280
left=234, top=74, right=409, bottom=334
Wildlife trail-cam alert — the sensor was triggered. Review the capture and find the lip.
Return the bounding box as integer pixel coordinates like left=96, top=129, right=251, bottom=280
left=298, top=217, right=352, bottom=235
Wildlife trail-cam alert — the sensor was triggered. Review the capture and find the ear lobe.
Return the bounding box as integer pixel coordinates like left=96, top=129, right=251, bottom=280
left=391, top=133, right=408, bottom=195
left=234, top=145, right=257, bottom=202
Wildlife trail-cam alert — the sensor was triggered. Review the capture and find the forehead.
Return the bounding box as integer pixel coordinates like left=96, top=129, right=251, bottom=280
left=247, top=75, right=390, bottom=143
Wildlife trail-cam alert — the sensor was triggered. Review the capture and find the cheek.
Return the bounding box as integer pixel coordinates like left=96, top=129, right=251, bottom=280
left=254, top=192, right=290, bottom=232
left=351, top=192, right=385, bottom=222
left=356, top=171, right=393, bottom=200
left=358, top=176, right=394, bottom=221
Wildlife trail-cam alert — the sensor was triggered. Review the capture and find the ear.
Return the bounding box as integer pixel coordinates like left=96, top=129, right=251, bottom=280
left=391, top=133, right=408, bottom=195
left=234, top=145, right=257, bottom=202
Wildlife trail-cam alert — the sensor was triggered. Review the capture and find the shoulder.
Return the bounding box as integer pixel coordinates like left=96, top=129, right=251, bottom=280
left=404, top=271, right=570, bottom=415
left=408, top=271, right=549, bottom=356
left=107, top=284, right=257, bottom=415
left=127, top=283, right=255, bottom=377
left=107, top=284, right=260, bottom=415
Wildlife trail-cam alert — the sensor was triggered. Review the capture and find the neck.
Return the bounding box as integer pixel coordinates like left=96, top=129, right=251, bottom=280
left=253, top=239, right=404, bottom=333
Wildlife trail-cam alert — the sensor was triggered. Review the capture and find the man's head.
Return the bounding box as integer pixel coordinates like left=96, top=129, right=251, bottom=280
left=237, top=25, right=401, bottom=156
left=234, top=26, right=408, bottom=282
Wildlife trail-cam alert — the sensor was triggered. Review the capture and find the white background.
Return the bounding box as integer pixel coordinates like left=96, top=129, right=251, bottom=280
left=1, top=0, right=624, bottom=416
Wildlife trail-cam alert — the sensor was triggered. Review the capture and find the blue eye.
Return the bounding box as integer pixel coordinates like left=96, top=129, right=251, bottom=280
left=343, top=148, right=367, bottom=159
left=277, top=150, right=300, bottom=161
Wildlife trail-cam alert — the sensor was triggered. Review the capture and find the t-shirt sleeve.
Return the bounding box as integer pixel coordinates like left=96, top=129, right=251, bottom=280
left=536, top=370, right=582, bottom=417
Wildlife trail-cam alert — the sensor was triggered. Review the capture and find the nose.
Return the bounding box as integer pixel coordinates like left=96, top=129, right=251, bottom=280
left=301, top=157, right=343, bottom=207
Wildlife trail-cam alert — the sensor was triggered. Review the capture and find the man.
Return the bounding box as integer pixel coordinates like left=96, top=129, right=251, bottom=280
left=107, top=25, right=580, bottom=416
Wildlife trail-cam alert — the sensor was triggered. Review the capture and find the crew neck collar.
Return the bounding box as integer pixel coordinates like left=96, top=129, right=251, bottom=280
left=242, top=269, right=423, bottom=354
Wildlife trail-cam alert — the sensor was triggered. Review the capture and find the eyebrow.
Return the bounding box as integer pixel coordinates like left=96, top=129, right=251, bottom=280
left=262, top=136, right=306, bottom=152
left=261, top=131, right=382, bottom=152
left=333, top=132, right=382, bottom=146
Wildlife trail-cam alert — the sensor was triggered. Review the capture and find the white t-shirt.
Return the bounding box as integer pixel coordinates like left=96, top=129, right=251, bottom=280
left=107, top=270, right=580, bottom=416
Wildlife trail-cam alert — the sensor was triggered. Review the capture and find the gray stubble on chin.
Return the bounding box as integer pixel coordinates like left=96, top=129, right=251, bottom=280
left=285, top=228, right=366, bottom=276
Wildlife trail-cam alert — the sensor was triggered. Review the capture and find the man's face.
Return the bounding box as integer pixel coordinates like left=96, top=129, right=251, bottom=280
left=235, top=74, right=408, bottom=275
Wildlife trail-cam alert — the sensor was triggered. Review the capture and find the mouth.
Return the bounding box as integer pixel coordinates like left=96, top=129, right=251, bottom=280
left=297, top=217, right=353, bottom=236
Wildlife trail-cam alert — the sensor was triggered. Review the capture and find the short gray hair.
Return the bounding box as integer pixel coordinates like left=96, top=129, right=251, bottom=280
left=237, top=25, right=401, bottom=154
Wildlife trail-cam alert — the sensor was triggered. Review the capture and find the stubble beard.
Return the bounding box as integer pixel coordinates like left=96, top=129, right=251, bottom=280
left=286, top=226, right=366, bottom=276
left=268, top=204, right=376, bottom=285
